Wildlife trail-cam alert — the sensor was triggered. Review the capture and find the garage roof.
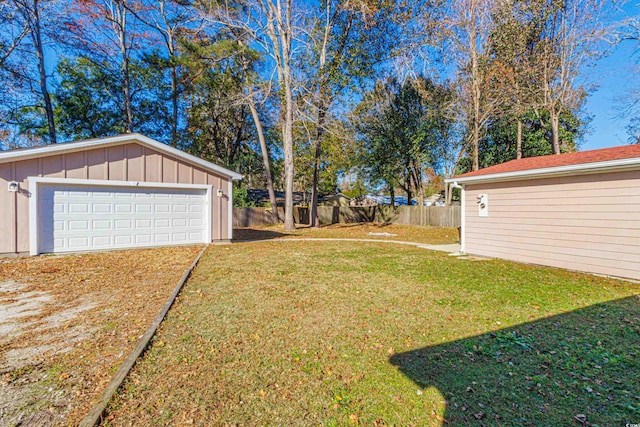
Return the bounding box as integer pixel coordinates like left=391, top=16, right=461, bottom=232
left=0, top=133, right=243, bottom=181
left=447, top=144, right=640, bottom=184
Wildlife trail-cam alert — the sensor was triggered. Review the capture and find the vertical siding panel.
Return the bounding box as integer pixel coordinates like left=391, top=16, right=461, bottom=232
left=41, top=155, right=64, bottom=177
left=178, top=162, right=192, bottom=184
left=193, top=168, right=206, bottom=185
left=65, top=152, right=87, bottom=179
left=107, top=145, right=127, bottom=181
left=162, top=156, right=178, bottom=183
left=0, top=163, right=15, bottom=253
left=126, top=144, right=144, bottom=181
left=14, top=159, right=39, bottom=252
left=87, top=148, right=107, bottom=180
left=208, top=173, right=220, bottom=240
left=220, top=177, right=230, bottom=240
left=216, top=176, right=226, bottom=239
left=144, top=147, right=162, bottom=182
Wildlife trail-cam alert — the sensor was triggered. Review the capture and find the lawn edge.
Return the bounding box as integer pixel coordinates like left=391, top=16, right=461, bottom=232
left=78, top=245, right=208, bottom=427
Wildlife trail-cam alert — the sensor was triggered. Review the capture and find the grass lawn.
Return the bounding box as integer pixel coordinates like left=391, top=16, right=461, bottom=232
left=233, top=223, right=460, bottom=245
left=106, top=239, right=640, bottom=426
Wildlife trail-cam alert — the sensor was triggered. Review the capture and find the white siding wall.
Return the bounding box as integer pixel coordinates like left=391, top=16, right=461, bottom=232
left=464, top=170, right=640, bottom=281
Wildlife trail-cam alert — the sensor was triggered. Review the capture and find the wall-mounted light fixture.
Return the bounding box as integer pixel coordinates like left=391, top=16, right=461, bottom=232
left=477, top=193, right=488, bottom=217
left=217, top=188, right=224, bottom=198
left=8, top=181, right=18, bottom=192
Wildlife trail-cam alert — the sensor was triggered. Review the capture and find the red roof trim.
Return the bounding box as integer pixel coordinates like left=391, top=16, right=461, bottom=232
left=454, top=144, right=640, bottom=179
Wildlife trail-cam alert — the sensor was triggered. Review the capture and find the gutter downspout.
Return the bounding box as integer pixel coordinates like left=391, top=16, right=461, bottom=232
left=451, top=182, right=465, bottom=254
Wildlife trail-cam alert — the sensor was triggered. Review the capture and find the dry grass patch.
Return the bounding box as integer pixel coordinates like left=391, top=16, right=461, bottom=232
left=0, top=245, right=202, bottom=426
left=234, top=222, right=459, bottom=245
left=106, top=241, right=639, bottom=426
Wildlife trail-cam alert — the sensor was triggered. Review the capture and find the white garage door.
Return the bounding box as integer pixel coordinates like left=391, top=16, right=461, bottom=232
left=37, top=184, right=208, bottom=254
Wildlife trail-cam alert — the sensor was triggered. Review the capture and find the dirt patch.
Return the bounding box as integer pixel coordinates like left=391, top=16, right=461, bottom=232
left=0, top=246, right=202, bottom=426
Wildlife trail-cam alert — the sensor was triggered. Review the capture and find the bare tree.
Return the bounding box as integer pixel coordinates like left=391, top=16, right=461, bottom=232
left=302, top=0, right=403, bottom=226
left=488, top=0, right=544, bottom=159
left=126, top=0, right=201, bottom=146
left=201, top=0, right=299, bottom=231
left=2, top=0, right=60, bottom=144
left=536, top=0, right=608, bottom=154
left=61, top=0, right=146, bottom=133
left=238, top=40, right=280, bottom=221
left=611, top=7, right=640, bottom=143
left=447, top=0, right=500, bottom=171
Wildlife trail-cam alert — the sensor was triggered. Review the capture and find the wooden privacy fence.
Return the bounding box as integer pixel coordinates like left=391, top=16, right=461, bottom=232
left=233, top=205, right=461, bottom=228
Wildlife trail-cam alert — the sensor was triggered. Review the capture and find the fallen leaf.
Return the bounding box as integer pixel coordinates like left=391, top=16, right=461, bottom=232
left=574, top=414, right=587, bottom=424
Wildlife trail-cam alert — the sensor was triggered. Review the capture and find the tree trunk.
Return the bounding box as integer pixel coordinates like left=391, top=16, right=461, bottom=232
left=390, top=186, right=395, bottom=208
left=309, top=106, right=326, bottom=228
left=170, top=65, right=178, bottom=146
left=281, top=0, right=295, bottom=232
left=116, top=3, right=133, bottom=133
left=282, top=63, right=295, bottom=231
left=516, top=118, right=522, bottom=159
left=550, top=112, right=561, bottom=154
left=121, top=57, right=133, bottom=133
left=31, top=0, right=56, bottom=144
left=247, top=97, right=279, bottom=222
left=470, top=1, right=480, bottom=171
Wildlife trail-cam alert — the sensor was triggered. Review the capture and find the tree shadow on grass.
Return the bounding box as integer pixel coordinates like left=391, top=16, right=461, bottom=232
left=232, top=228, right=289, bottom=241
left=390, top=296, right=640, bottom=426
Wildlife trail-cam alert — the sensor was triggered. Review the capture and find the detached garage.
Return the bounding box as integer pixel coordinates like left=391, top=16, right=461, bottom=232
left=447, top=144, right=640, bottom=281
left=0, top=134, right=242, bottom=255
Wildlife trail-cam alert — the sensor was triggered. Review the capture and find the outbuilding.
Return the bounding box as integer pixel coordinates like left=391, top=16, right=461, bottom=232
left=447, top=145, right=640, bottom=281
left=0, top=134, right=242, bottom=256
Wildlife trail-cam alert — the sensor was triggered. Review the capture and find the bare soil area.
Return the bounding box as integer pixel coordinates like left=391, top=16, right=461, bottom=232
left=0, top=246, right=202, bottom=426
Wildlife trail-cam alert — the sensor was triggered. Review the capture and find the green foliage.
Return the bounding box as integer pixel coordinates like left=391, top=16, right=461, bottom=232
left=179, top=37, right=275, bottom=188
left=53, top=56, right=168, bottom=142
left=293, top=118, right=353, bottom=197
left=457, top=109, right=585, bottom=173
left=233, top=182, right=257, bottom=207
left=341, top=178, right=368, bottom=198
left=353, top=76, right=457, bottom=201
left=53, top=57, right=125, bottom=139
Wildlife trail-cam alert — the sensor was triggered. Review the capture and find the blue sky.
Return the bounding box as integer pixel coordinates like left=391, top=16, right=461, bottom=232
left=581, top=2, right=639, bottom=150
left=38, top=1, right=638, bottom=151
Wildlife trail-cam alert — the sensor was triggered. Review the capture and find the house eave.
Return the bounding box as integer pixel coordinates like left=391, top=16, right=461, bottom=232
left=0, top=133, right=244, bottom=181
left=445, top=157, right=640, bottom=185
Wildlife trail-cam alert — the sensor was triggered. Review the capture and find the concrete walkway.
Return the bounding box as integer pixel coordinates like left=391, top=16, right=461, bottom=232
left=238, top=237, right=461, bottom=254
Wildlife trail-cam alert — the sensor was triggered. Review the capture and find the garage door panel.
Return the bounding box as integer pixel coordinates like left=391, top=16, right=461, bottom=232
left=38, top=184, right=208, bottom=253
left=115, top=219, right=132, bottom=229
left=154, top=218, right=170, bottom=228
left=69, top=203, right=89, bottom=213
left=115, top=235, right=132, bottom=245
left=155, top=234, right=170, bottom=243
left=69, top=237, right=89, bottom=248
left=92, top=236, right=112, bottom=246
left=93, top=204, right=112, bottom=213
left=93, top=220, right=111, bottom=230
